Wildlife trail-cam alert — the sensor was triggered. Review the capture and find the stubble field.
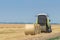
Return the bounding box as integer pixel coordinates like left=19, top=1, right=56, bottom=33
left=0, top=24, right=60, bottom=40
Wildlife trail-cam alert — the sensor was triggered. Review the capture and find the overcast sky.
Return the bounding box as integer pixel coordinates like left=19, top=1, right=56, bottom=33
left=0, top=0, right=60, bottom=23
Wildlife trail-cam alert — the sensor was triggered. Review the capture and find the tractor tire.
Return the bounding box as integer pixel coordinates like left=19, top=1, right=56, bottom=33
left=47, top=26, right=52, bottom=33
left=47, top=29, right=52, bottom=33
left=46, top=24, right=52, bottom=33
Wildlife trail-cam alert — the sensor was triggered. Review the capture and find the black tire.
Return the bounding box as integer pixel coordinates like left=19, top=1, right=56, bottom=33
left=46, top=24, right=52, bottom=33
left=47, top=26, right=52, bottom=33
left=47, top=29, right=52, bottom=33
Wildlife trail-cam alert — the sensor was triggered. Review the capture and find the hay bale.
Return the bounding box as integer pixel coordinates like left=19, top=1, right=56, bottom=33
left=24, top=24, right=41, bottom=35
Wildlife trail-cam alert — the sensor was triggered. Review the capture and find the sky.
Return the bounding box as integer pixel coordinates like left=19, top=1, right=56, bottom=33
left=0, top=0, right=60, bottom=23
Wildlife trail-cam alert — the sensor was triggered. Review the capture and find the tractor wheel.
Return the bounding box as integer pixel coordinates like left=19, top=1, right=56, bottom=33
left=46, top=24, right=52, bottom=33
left=47, top=26, right=52, bottom=33
left=47, top=29, right=52, bottom=33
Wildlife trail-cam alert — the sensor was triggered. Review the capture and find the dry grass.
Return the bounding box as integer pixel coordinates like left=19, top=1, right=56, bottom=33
left=0, top=24, right=60, bottom=40
left=0, top=24, right=25, bottom=28
left=0, top=24, right=25, bottom=40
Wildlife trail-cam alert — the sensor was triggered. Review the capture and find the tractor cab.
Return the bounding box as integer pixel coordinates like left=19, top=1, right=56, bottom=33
left=37, top=13, right=52, bottom=32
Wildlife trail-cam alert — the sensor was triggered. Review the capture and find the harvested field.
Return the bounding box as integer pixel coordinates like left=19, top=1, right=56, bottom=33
left=0, top=24, right=60, bottom=40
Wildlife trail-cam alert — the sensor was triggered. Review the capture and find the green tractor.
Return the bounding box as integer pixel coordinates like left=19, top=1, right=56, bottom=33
left=36, top=13, right=52, bottom=32
left=25, top=13, right=52, bottom=35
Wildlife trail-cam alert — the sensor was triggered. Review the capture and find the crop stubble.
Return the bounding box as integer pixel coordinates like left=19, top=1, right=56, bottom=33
left=0, top=24, right=60, bottom=40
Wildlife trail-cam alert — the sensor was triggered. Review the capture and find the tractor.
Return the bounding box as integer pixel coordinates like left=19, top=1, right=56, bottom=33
left=24, top=13, right=52, bottom=35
